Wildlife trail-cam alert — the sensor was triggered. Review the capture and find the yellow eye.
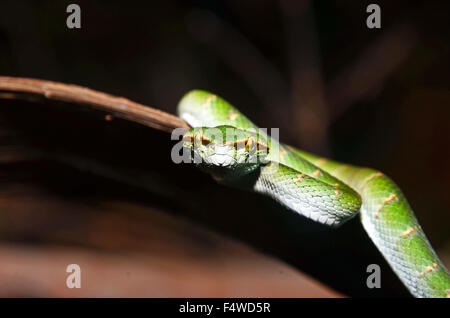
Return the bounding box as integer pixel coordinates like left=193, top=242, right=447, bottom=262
left=193, top=131, right=211, bottom=147
left=246, top=136, right=256, bottom=152
left=194, top=131, right=202, bottom=147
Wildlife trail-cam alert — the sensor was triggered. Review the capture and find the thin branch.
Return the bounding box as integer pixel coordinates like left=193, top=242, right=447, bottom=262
left=0, top=76, right=190, bottom=132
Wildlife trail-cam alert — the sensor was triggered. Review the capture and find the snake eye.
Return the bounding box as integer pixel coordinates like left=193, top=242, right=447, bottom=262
left=193, top=131, right=211, bottom=147
left=194, top=131, right=203, bottom=147
left=246, top=136, right=257, bottom=152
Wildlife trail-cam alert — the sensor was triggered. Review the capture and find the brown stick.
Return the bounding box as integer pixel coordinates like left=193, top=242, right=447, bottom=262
left=0, top=76, right=190, bottom=132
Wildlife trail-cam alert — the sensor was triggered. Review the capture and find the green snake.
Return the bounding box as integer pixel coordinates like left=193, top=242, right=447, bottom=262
left=176, top=90, right=450, bottom=298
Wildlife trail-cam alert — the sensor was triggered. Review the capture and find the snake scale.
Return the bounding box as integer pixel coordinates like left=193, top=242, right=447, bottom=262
left=176, top=89, right=450, bottom=298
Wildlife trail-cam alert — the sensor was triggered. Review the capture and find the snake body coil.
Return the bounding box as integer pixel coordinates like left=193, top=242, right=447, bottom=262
left=177, top=90, right=450, bottom=298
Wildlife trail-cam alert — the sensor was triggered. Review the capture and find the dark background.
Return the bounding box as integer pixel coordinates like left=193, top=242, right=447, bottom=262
left=0, top=1, right=449, bottom=297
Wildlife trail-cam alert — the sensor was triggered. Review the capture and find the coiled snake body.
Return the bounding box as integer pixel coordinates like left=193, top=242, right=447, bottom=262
left=177, top=90, right=450, bottom=298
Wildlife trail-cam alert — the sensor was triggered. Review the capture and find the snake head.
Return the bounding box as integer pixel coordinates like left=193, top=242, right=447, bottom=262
left=182, top=125, right=270, bottom=180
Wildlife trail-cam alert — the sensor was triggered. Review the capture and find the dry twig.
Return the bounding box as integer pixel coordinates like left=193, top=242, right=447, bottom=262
left=0, top=76, right=190, bottom=132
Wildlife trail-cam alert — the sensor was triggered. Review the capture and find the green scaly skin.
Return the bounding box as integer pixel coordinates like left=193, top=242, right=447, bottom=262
left=177, top=90, right=450, bottom=298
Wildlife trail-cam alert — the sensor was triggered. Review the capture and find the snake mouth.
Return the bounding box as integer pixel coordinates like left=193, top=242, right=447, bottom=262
left=207, top=153, right=237, bottom=167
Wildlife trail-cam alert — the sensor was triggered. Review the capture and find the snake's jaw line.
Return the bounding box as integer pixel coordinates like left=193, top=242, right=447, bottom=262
left=177, top=90, right=450, bottom=298
left=180, top=125, right=270, bottom=182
